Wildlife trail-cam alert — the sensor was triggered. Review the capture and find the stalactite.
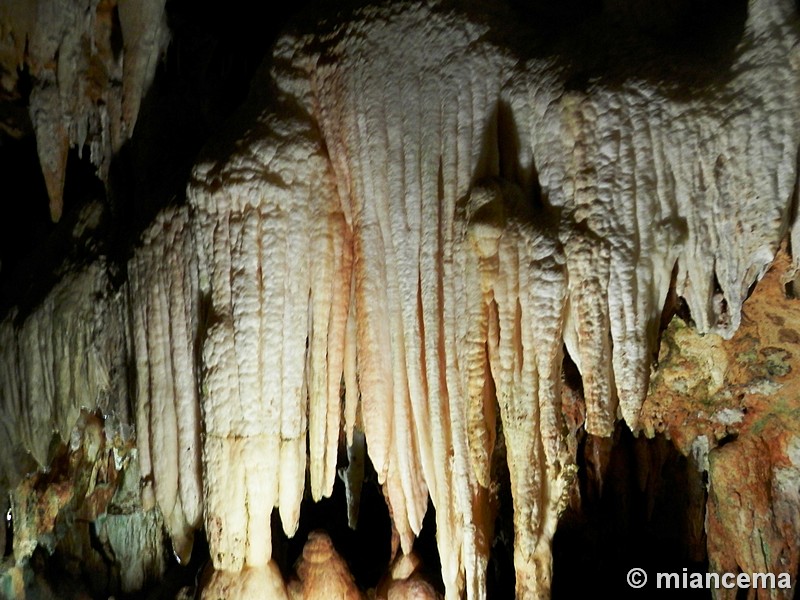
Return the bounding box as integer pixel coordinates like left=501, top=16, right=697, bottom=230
left=128, top=205, right=203, bottom=564
left=0, top=0, right=170, bottom=220
left=179, top=0, right=800, bottom=597
left=189, top=50, right=351, bottom=578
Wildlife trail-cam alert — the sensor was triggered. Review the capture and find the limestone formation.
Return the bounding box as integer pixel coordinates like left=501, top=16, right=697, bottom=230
left=1, top=1, right=800, bottom=599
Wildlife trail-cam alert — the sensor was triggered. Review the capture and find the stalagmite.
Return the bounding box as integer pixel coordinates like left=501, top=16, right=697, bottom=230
left=377, top=552, right=441, bottom=600
left=288, top=531, right=361, bottom=600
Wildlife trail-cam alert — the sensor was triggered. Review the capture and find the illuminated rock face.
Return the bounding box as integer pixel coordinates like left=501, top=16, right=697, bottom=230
left=641, top=249, right=800, bottom=600
left=1, top=1, right=800, bottom=599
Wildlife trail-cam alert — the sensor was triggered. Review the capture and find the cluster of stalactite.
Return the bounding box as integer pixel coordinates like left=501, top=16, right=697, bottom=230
left=1, top=0, right=800, bottom=598
left=0, top=0, right=169, bottom=221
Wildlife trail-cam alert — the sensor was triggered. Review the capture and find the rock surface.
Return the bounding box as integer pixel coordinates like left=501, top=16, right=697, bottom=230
left=642, top=248, right=800, bottom=597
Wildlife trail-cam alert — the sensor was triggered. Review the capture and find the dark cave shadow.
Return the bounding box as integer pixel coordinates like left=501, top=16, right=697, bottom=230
left=491, top=0, right=754, bottom=101
left=552, top=425, right=711, bottom=599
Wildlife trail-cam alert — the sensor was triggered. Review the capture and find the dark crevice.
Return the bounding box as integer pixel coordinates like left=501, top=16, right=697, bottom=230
left=487, top=409, right=515, bottom=599
left=673, top=297, right=694, bottom=330
left=553, top=426, right=709, bottom=598
left=711, top=269, right=731, bottom=331
left=108, top=4, right=124, bottom=62
left=653, top=259, right=683, bottom=366
left=0, top=145, right=108, bottom=323
left=496, top=100, right=522, bottom=188
left=413, top=500, right=445, bottom=593
left=744, top=277, right=759, bottom=303
left=0, top=135, right=54, bottom=317
left=562, top=345, right=585, bottom=399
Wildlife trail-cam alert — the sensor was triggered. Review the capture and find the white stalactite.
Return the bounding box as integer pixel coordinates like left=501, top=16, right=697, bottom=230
left=185, top=1, right=800, bottom=597
left=128, top=205, right=203, bottom=563
left=190, top=52, right=351, bottom=573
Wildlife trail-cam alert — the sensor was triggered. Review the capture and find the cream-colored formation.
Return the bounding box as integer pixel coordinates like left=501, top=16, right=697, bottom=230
left=0, top=0, right=169, bottom=221
left=288, top=531, right=362, bottom=600
left=0, top=258, right=128, bottom=507
left=186, top=1, right=800, bottom=597
left=128, top=205, right=204, bottom=564
left=190, top=63, right=352, bottom=574
left=377, top=552, right=440, bottom=599
left=1, top=0, right=800, bottom=598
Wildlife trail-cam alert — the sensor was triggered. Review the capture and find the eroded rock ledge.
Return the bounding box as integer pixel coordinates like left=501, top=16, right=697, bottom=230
left=1, top=1, right=800, bottom=599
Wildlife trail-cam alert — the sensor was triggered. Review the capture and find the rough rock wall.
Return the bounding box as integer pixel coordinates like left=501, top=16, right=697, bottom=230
left=642, top=248, right=800, bottom=599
